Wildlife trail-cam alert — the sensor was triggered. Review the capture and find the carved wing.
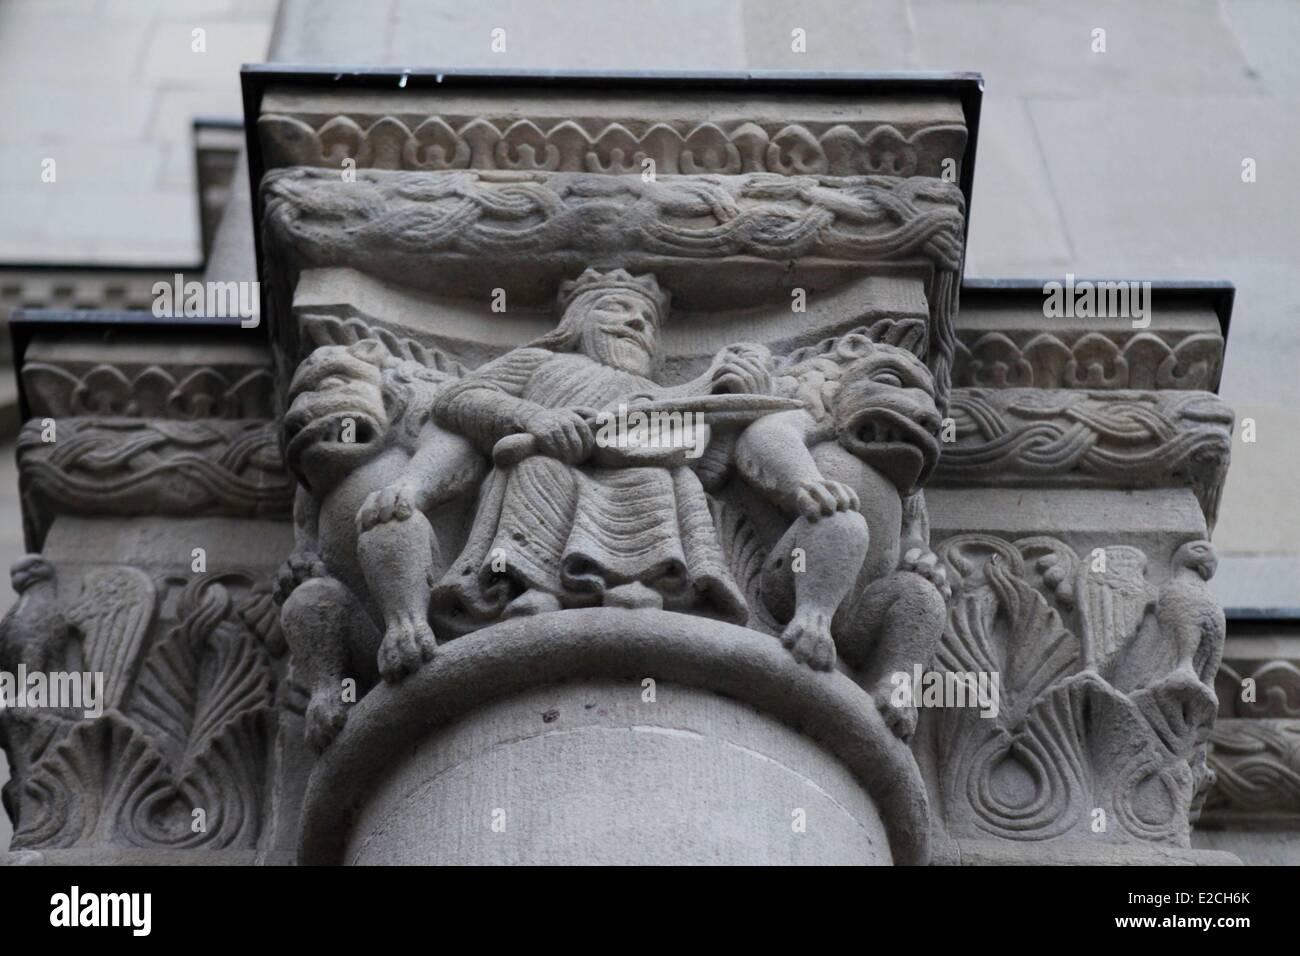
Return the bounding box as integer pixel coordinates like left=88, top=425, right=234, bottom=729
left=63, top=566, right=156, bottom=711
left=1074, top=546, right=1156, bottom=676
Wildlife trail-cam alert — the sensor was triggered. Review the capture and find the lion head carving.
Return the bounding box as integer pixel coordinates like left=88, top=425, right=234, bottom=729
left=779, top=335, right=942, bottom=496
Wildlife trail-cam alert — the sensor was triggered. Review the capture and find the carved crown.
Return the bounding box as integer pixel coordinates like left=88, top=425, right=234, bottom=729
left=557, top=268, right=671, bottom=320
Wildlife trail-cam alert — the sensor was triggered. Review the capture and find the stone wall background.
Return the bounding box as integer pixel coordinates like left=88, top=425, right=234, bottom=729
left=1, top=0, right=1296, bottom=854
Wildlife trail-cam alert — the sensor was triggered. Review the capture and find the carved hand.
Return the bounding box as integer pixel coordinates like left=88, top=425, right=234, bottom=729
left=526, top=408, right=595, bottom=463
left=710, top=347, right=772, bottom=396
left=273, top=551, right=328, bottom=605
left=793, top=478, right=860, bottom=520
left=900, top=546, right=951, bottom=600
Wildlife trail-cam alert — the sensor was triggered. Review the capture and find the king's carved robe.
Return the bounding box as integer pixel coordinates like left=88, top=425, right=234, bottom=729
left=430, top=347, right=747, bottom=628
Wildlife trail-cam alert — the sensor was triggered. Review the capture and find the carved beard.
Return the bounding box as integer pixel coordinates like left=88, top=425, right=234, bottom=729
left=585, top=327, right=653, bottom=376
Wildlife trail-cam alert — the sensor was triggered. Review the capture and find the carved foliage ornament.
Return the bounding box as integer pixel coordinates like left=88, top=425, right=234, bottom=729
left=23, top=361, right=275, bottom=421
left=260, top=113, right=966, bottom=179
left=0, top=562, right=281, bottom=850
left=954, top=331, right=1223, bottom=392
left=931, top=535, right=1223, bottom=846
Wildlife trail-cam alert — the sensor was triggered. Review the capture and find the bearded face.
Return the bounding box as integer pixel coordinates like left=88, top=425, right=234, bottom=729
left=575, top=290, right=659, bottom=376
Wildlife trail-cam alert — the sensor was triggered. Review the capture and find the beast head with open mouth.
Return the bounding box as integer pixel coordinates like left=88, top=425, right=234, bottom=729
left=283, top=341, right=392, bottom=492
left=832, top=342, right=942, bottom=496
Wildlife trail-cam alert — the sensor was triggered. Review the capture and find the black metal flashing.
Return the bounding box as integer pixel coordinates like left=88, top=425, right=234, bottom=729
left=960, top=276, right=1235, bottom=347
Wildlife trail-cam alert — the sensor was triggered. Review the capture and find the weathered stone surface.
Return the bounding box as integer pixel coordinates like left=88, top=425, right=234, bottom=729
left=1201, top=718, right=1300, bottom=827
left=0, top=55, right=1247, bottom=866
left=257, top=90, right=967, bottom=179
left=277, top=267, right=949, bottom=753
left=300, top=611, right=929, bottom=865
left=936, top=388, right=1233, bottom=529
left=0, top=518, right=291, bottom=853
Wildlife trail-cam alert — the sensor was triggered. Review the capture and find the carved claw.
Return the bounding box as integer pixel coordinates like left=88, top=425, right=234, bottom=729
left=305, top=688, right=350, bottom=752
left=274, top=551, right=327, bottom=605
left=377, top=612, right=438, bottom=683
left=357, top=483, right=418, bottom=532
left=793, top=479, right=860, bottom=521
left=781, top=612, right=837, bottom=671
left=900, top=547, right=951, bottom=600
left=878, top=696, right=919, bottom=741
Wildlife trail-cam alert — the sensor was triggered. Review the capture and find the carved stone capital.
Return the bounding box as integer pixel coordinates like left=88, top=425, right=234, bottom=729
left=925, top=533, right=1225, bottom=849
left=0, top=556, right=286, bottom=853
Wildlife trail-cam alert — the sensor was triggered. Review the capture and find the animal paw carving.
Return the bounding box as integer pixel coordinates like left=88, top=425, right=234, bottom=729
left=877, top=695, right=919, bottom=741
left=377, top=612, right=438, bottom=682
left=305, top=688, right=350, bottom=752
left=274, top=551, right=327, bottom=605
left=900, top=547, right=951, bottom=600
left=793, top=479, right=860, bottom=520
left=357, top=482, right=418, bottom=532
left=781, top=611, right=837, bottom=671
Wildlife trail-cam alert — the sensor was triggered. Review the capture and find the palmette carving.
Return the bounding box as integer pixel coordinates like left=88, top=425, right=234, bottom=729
left=953, top=331, right=1223, bottom=391
left=0, top=563, right=275, bottom=851
left=23, top=361, right=275, bottom=420
left=930, top=534, right=1224, bottom=847
left=259, top=113, right=965, bottom=179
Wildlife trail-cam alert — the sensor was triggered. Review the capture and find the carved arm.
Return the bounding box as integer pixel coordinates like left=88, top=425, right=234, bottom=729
left=735, top=410, right=860, bottom=519
left=431, top=347, right=553, bottom=454
left=658, top=343, right=774, bottom=400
